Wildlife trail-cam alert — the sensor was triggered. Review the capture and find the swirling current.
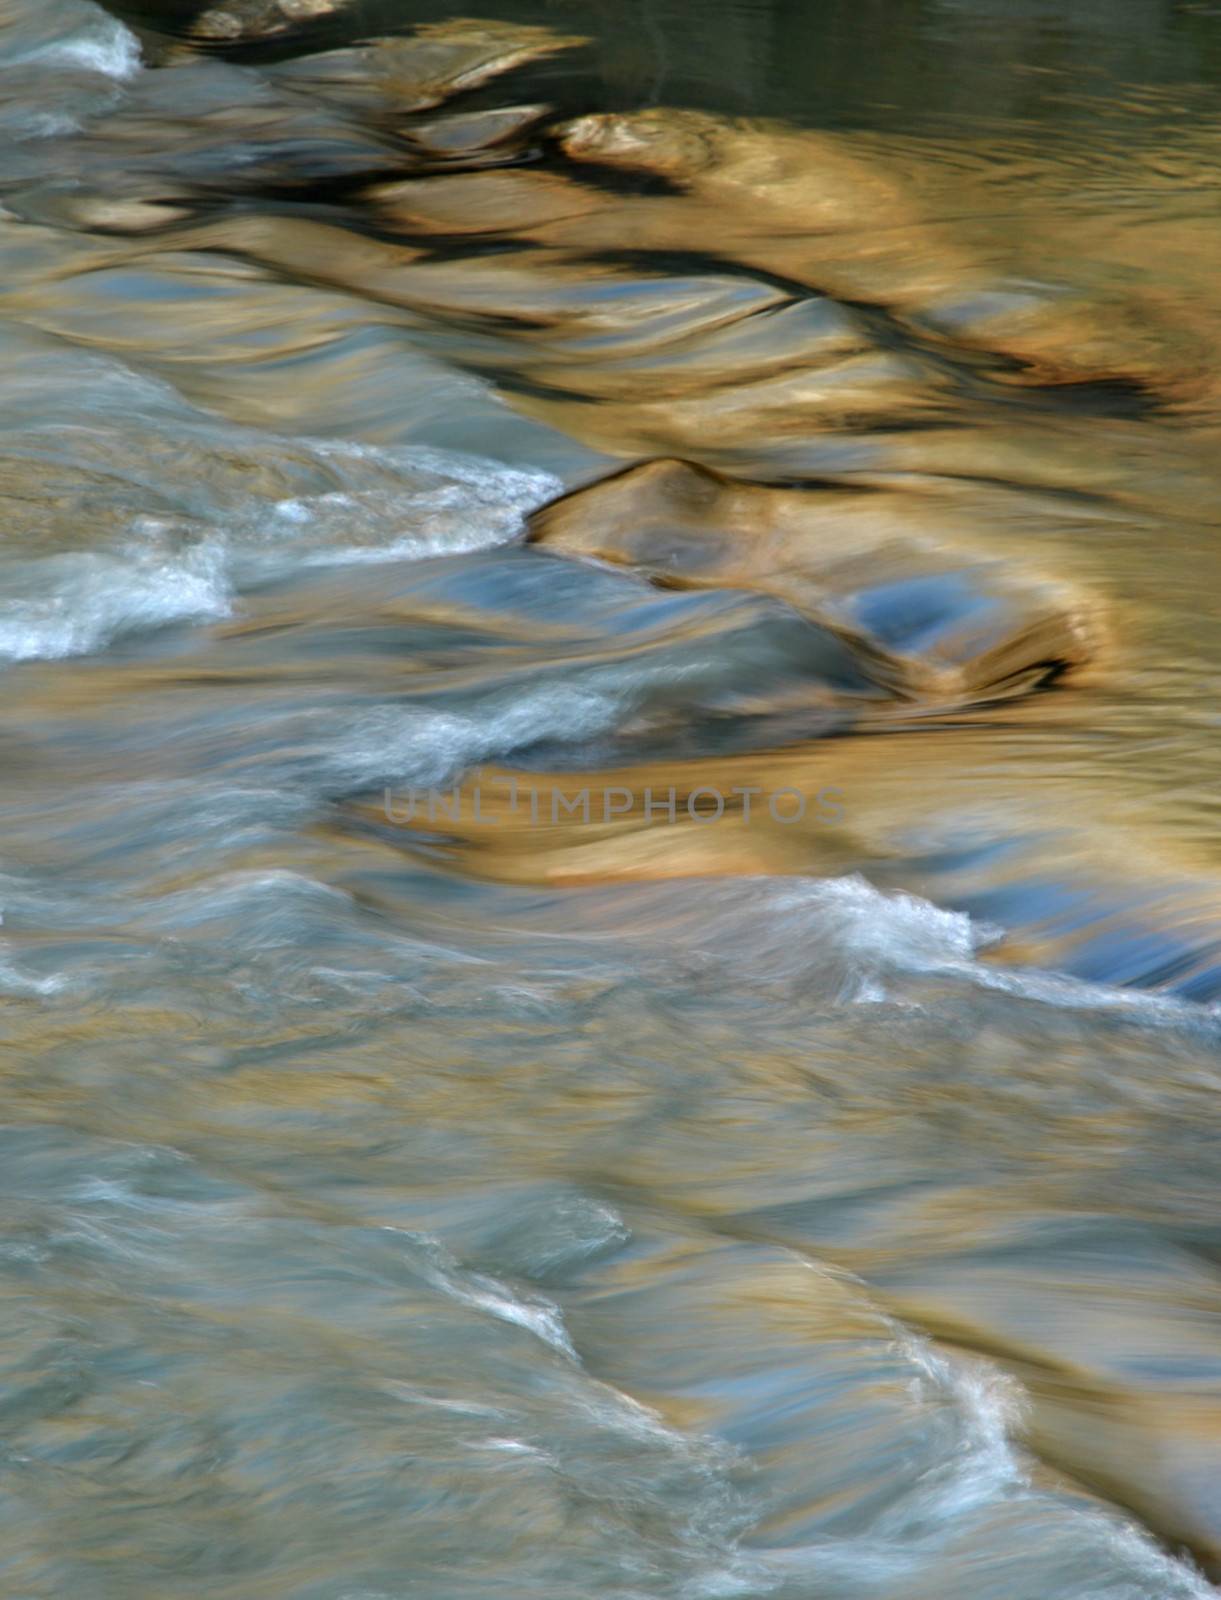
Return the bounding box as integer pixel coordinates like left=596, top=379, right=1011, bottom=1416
left=0, top=2, right=1219, bottom=1596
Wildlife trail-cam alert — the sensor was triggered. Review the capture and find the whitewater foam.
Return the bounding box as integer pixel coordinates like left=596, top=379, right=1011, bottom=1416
left=0, top=540, right=233, bottom=662
left=18, top=16, right=141, bottom=82
left=0, top=2, right=141, bottom=139
left=0, top=435, right=559, bottom=664
left=638, top=874, right=1221, bottom=1027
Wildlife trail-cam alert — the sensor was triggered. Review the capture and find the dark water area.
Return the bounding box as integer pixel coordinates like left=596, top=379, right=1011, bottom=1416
left=0, top=0, right=1220, bottom=1595
left=110, top=0, right=1221, bottom=131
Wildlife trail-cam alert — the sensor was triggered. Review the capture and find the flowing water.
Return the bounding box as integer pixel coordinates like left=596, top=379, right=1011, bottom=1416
left=1, top=1, right=1220, bottom=1594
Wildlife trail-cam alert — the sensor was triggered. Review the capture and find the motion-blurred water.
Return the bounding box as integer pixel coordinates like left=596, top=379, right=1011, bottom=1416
left=0, top=2, right=1219, bottom=1595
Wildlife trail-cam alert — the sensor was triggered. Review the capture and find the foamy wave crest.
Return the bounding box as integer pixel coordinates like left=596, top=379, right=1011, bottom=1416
left=1, top=2, right=141, bottom=81
left=0, top=436, right=559, bottom=664
left=323, top=685, right=624, bottom=793
left=0, top=540, right=232, bottom=662
left=292, top=442, right=558, bottom=566
left=601, top=874, right=1221, bottom=1024
left=609, top=874, right=997, bottom=995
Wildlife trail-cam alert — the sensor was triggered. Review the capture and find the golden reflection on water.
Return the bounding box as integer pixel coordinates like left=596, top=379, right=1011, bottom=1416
left=2, top=2, right=1221, bottom=1590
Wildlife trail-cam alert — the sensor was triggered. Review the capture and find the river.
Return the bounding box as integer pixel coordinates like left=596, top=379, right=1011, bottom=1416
left=0, top=1, right=1219, bottom=1595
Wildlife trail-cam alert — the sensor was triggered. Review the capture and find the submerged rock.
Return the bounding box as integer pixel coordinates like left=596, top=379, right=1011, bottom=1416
left=370, top=168, right=606, bottom=236
left=405, top=103, right=551, bottom=163
left=173, top=214, right=791, bottom=350
left=524, top=296, right=871, bottom=402
left=554, top=110, right=1220, bottom=408
left=529, top=459, right=1101, bottom=706
left=42, top=55, right=412, bottom=202
left=191, top=0, right=355, bottom=43
left=555, top=108, right=977, bottom=309
left=520, top=349, right=953, bottom=456
left=264, top=21, right=587, bottom=116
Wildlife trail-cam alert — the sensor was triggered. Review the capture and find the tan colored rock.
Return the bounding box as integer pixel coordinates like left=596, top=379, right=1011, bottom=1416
left=372, top=135, right=970, bottom=307
left=529, top=459, right=1101, bottom=704
left=191, top=0, right=353, bottom=42
left=555, top=109, right=981, bottom=310
left=555, top=110, right=1221, bottom=407
left=369, top=168, right=602, bottom=236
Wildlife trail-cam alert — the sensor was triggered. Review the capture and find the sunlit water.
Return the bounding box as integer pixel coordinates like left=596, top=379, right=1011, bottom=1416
left=0, top=1, right=1219, bottom=1595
